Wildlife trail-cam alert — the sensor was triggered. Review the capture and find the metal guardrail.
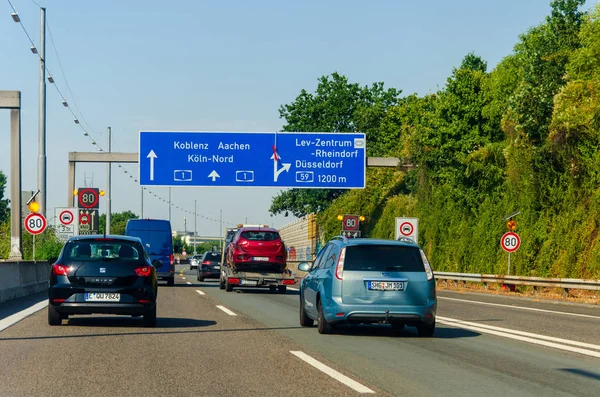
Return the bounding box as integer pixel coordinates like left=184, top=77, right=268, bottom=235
left=434, top=272, right=600, bottom=292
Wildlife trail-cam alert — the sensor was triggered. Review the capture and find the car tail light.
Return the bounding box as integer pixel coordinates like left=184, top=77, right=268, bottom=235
left=52, top=264, right=71, bottom=276
left=53, top=298, right=66, bottom=303
left=169, top=254, right=174, bottom=265
left=282, top=279, right=295, bottom=285
left=202, top=260, right=211, bottom=265
left=420, top=249, right=434, bottom=281
left=138, top=299, right=150, bottom=303
left=228, top=277, right=241, bottom=285
left=135, top=266, right=152, bottom=277
left=335, top=247, right=346, bottom=280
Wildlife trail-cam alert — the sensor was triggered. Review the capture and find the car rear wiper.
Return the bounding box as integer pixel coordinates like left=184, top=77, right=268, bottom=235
left=384, top=265, right=404, bottom=270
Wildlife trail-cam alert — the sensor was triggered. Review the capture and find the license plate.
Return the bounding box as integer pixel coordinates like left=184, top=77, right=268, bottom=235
left=212, top=265, right=221, bottom=270
left=85, top=292, right=120, bottom=302
left=241, top=280, right=258, bottom=286
left=253, top=257, right=269, bottom=261
left=368, top=281, right=404, bottom=291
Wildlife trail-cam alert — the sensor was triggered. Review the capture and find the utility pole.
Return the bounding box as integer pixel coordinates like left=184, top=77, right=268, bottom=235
left=168, top=187, right=171, bottom=221
left=106, top=127, right=112, bottom=234
left=194, top=200, right=197, bottom=255
left=184, top=217, right=187, bottom=251
left=38, top=7, right=47, bottom=217
left=219, top=209, right=223, bottom=240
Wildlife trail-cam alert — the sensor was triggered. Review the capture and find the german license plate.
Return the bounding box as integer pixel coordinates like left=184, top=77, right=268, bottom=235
left=368, top=281, right=404, bottom=291
left=85, top=292, right=120, bottom=302
left=253, top=257, right=269, bottom=261
left=212, top=265, right=221, bottom=270
left=241, top=280, right=258, bottom=286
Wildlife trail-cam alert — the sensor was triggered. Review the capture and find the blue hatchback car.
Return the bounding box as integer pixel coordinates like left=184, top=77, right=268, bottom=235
left=297, top=236, right=437, bottom=336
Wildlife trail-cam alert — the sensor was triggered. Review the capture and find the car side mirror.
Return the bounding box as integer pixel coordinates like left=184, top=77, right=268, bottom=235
left=152, top=260, right=163, bottom=269
left=297, top=262, right=311, bottom=272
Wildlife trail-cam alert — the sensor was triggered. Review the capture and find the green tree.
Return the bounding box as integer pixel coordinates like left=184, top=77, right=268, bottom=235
left=98, top=211, right=138, bottom=235
left=270, top=72, right=401, bottom=217
left=0, top=170, right=10, bottom=224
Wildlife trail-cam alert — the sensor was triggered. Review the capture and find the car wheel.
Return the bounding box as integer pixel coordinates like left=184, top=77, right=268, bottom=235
left=225, top=278, right=233, bottom=292
left=269, top=286, right=277, bottom=293
left=277, top=286, right=287, bottom=294
left=143, top=306, right=157, bottom=327
left=317, top=300, right=333, bottom=334
left=417, top=320, right=435, bottom=337
left=48, top=305, right=62, bottom=326
left=198, top=276, right=205, bottom=282
left=299, top=295, right=314, bottom=327
left=219, top=276, right=225, bottom=290
left=167, top=277, right=174, bottom=286
left=391, top=322, right=405, bottom=334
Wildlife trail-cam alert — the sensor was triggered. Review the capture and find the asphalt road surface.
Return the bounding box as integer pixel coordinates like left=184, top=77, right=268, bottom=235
left=1, top=264, right=598, bottom=397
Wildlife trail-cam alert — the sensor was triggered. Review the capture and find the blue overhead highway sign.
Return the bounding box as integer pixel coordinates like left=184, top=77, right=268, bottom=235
left=138, top=131, right=366, bottom=188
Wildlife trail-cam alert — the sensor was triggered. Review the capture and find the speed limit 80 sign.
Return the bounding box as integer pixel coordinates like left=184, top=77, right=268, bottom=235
left=342, top=215, right=359, bottom=231
left=24, top=213, right=47, bottom=235
left=501, top=232, right=521, bottom=253
left=78, top=187, right=99, bottom=209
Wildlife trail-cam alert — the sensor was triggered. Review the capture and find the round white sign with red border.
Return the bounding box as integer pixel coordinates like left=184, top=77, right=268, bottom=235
left=59, top=210, right=74, bottom=225
left=342, top=215, right=359, bottom=231
left=24, top=213, right=47, bottom=235
left=399, top=222, right=414, bottom=236
left=80, top=213, right=90, bottom=225
left=501, top=232, right=521, bottom=253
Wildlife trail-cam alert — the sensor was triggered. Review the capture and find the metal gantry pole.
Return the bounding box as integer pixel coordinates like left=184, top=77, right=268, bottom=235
left=140, top=188, right=144, bottom=218
left=194, top=200, right=197, bottom=255
left=106, top=127, right=112, bottom=234
left=168, top=187, right=171, bottom=221
left=38, top=7, right=47, bottom=217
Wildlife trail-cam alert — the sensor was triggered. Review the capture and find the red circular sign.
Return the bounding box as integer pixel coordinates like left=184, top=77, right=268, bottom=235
left=399, top=222, right=414, bottom=236
left=342, top=215, right=359, bottom=231
left=59, top=210, right=74, bottom=225
left=501, top=232, right=521, bottom=253
left=24, top=213, right=47, bottom=235
left=80, top=213, right=90, bottom=225
left=78, top=188, right=99, bottom=209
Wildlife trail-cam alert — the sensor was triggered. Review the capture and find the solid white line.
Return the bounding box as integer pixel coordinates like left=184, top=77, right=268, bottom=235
left=0, top=300, right=48, bottom=332
left=438, top=316, right=600, bottom=358
left=290, top=351, right=375, bottom=394
left=195, top=289, right=205, bottom=296
left=439, top=296, right=600, bottom=320
left=216, top=305, right=237, bottom=316
left=186, top=281, right=192, bottom=285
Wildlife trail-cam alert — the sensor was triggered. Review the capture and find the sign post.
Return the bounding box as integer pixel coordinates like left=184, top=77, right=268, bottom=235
left=501, top=231, right=521, bottom=275
left=139, top=131, right=366, bottom=189
left=24, top=212, right=47, bottom=261
left=395, top=217, right=419, bottom=243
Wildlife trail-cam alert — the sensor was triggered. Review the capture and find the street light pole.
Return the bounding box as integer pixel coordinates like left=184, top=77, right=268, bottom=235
left=106, top=127, right=111, bottom=234
left=38, top=7, right=47, bottom=217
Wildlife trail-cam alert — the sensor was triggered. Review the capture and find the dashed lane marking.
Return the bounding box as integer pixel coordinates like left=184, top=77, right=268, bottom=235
left=195, top=290, right=205, bottom=296
left=216, top=305, right=237, bottom=316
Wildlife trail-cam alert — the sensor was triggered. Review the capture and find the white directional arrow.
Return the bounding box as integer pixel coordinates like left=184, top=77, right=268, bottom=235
left=271, top=151, right=291, bottom=182
left=147, top=150, right=158, bottom=181
left=208, top=170, right=220, bottom=182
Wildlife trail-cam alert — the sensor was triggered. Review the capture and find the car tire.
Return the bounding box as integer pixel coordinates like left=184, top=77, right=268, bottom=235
left=269, top=286, right=277, bottom=293
left=277, top=286, right=287, bottom=294
left=391, top=322, right=405, bottom=334
left=317, top=300, right=333, bottom=334
left=167, top=277, right=174, bottom=287
left=198, top=276, right=205, bottom=282
left=143, top=306, right=157, bottom=327
left=219, top=276, right=225, bottom=290
left=48, top=305, right=62, bottom=326
left=417, top=320, right=435, bottom=337
left=299, top=295, right=314, bottom=327
left=225, top=278, right=233, bottom=292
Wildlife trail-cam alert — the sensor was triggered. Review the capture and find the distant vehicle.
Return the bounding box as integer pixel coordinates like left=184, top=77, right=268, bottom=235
left=221, top=225, right=293, bottom=293
left=125, top=219, right=175, bottom=286
left=47, top=235, right=160, bottom=327
left=189, top=254, right=202, bottom=270
left=297, top=236, right=436, bottom=336
left=197, top=250, right=222, bottom=281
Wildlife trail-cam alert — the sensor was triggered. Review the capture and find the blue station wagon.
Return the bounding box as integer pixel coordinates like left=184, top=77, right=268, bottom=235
left=298, top=236, right=437, bottom=336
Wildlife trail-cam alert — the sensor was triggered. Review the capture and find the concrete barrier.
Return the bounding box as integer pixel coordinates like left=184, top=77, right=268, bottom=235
left=0, top=260, right=50, bottom=304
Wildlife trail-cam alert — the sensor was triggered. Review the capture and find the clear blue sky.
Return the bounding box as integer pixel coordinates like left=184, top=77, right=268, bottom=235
left=1, top=0, right=597, bottom=236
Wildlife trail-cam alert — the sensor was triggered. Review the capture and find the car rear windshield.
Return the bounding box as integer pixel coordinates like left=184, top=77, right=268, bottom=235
left=240, top=231, right=279, bottom=241
left=344, top=245, right=424, bottom=272
left=203, top=252, right=222, bottom=261
left=64, top=240, right=144, bottom=262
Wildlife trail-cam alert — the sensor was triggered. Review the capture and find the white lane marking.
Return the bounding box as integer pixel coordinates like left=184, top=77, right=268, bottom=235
left=0, top=300, right=48, bottom=332
left=186, top=281, right=192, bottom=285
left=195, top=289, right=205, bottom=296
left=288, top=287, right=299, bottom=291
left=438, top=296, right=600, bottom=320
left=216, top=305, right=237, bottom=316
left=181, top=277, right=186, bottom=280
left=290, top=351, right=375, bottom=394
left=438, top=316, right=600, bottom=358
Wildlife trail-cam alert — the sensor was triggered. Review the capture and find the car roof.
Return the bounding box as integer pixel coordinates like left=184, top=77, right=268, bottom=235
left=334, top=237, right=420, bottom=248
left=67, top=235, right=143, bottom=243
left=238, top=227, right=278, bottom=233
